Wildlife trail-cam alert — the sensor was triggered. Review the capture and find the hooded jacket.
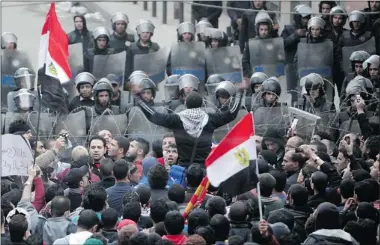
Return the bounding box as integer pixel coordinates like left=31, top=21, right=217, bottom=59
left=283, top=205, right=313, bottom=241
left=35, top=216, right=77, bottom=245
left=261, top=196, right=284, bottom=218
left=304, top=229, right=359, bottom=245
left=261, top=128, right=285, bottom=169
left=52, top=231, right=93, bottom=245
left=67, top=15, right=93, bottom=52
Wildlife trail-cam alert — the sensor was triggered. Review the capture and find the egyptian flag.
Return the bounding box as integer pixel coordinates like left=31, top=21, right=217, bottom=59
left=38, top=2, right=71, bottom=114
left=206, top=113, right=257, bottom=187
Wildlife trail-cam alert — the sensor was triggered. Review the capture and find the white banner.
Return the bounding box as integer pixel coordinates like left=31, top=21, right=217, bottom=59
left=1, top=134, right=33, bottom=176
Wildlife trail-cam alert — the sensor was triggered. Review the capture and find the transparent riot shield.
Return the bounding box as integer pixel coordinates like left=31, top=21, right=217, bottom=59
left=339, top=119, right=361, bottom=139
left=89, top=114, right=129, bottom=137
left=341, top=37, right=376, bottom=75
left=133, top=48, right=168, bottom=84
left=288, top=107, right=321, bottom=140
left=54, top=110, right=87, bottom=146
left=68, top=43, right=84, bottom=79
left=92, top=51, right=126, bottom=87
left=253, top=106, right=289, bottom=136
left=205, top=46, right=243, bottom=83
left=213, top=109, right=249, bottom=143
left=27, top=112, right=58, bottom=140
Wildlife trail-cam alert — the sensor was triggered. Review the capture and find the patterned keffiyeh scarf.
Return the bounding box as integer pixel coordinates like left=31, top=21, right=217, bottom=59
left=178, top=108, right=209, bottom=138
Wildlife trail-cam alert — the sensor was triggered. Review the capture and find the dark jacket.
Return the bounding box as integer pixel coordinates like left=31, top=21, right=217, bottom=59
left=68, top=96, right=94, bottom=112
left=340, top=29, right=373, bottom=47
left=284, top=205, right=313, bottom=241
left=109, top=32, right=135, bottom=53
left=130, top=40, right=160, bottom=56
left=304, top=229, right=359, bottom=245
left=95, top=176, right=116, bottom=190
left=192, top=1, right=223, bottom=28
left=34, top=216, right=77, bottom=245
left=106, top=182, right=133, bottom=215
left=307, top=193, right=327, bottom=209
left=229, top=222, right=251, bottom=242
left=281, top=24, right=303, bottom=64
left=150, top=189, right=168, bottom=202
left=83, top=47, right=115, bottom=74
left=134, top=92, right=243, bottom=168
left=363, top=6, right=380, bottom=32
left=100, top=229, right=118, bottom=244
left=67, top=15, right=93, bottom=53
left=66, top=189, right=82, bottom=212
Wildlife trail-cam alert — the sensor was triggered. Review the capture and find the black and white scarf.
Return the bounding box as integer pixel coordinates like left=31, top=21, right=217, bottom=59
left=178, top=108, right=209, bottom=138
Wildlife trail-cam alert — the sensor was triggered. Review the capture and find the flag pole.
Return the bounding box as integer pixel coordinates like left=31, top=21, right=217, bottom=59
left=250, top=111, right=263, bottom=220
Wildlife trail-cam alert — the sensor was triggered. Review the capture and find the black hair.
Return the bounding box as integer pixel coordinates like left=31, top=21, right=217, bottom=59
left=355, top=180, right=374, bottom=202
left=289, top=184, right=309, bottom=206
left=122, top=201, right=141, bottom=223
left=310, top=141, right=328, bottom=153
left=151, top=140, right=163, bottom=158
left=311, top=171, right=328, bottom=194
left=228, top=235, right=245, bottom=245
left=26, top=234, right=43, bottom=245
left=99, top=158, right=114, bottom=177
left=147, top=164, right=168, bottom=189
left=135, top=185, right=151, bottom=206
left=9, top=214, right=28, bottom=242
left=82, top=184, right=107, bottom=212
left=8, top=120, right=30, bottom=134
left=365, top=136, right=380, bottom=160
left=228, top=201, right=247, bottom=223
left=356, top=202, right=380, bottom=224
left=187, top=208, right=209, bottom=235
left=195, top=226, right=215, bottom=245
left=316, top=151, right=331, bottom=163
left=147, top=233, right=161, bottom=245
left=267, top=209, right=295, bottom=230
left=166, top=200, right=179, bottom=211
left=51, top=196, right=70, bottom=217
left=1, top=199, right=14, bottom=221
left=71, top=155, right=92, bottom=169
left=113, top=136, right=130, bottom=155
left=259, top=173, right=276, bottom=197
left=123, top=191, right=140, bottom=206
left=113, top=159, right=129, bottom=180
left=87, top=234, right=107, bottom=245
left=154, top=221, right=167, bottom=236
left=278, top=233, right=302, bottom=245
left=2, top=189, right=22, bottom=207
left=352, top=169, right=371, bottom=182
left=269, top=170, right=287, bottom=192
left=129, top=232, right=149, bottom=245
left=210, top=214, right=230, bottom=242
left=101, top=208, right=119, bottom=229
left=244, top=196, right=265, bottom=221
left=150, top=198, right=169, bottom=224
left=205, top=196, right=226, bottom=217
left=168, top=184, right=185, bottom=204
left=133, top=137, right=150, bottom=156
left=186, top=164, right=205, bottom=187
left=339, top=179, right=355, bottom=199
left=89, top=135, right=107, bottom=148
left=45, top=183, right=65, bottom=203
left=164, top=211, right=184, bottom=235
left=155, top=239, right=174, bottom=245
left=78, top=209, right=99, bottom=230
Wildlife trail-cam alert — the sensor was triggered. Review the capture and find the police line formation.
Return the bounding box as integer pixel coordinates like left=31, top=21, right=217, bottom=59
left=1, top=1, right=380, bottom=146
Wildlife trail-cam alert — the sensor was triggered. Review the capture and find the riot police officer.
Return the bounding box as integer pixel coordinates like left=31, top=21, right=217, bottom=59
left=318, top=1, right=337, bottom=29
left=13, top=89, right=36, bottom=113
left=341, top=10, right=373, bottom=47
left=67, top=15, right=93, bottom=53
left=109, top=12, right=135, bottom=53
left=204, top=28, right=228, bottom=48
left=168, top=74, right=200, bottom=111
left=327, top=6, right=348, bottom=44
left=205, top=74, right=225, bottom=107
left=166, top=22, right=196, bottom=76
left=106, top=74, right=123, bottom=106
left=363, top=55, right=380, bottom=98
left=68, top=72, right=96, bottom=112
left=215, top=81, right=237, bottom=110
left=1, top=32, right=17, bottom=50
left=130, top=20, right=159, bottom=56
left=195, top=19, right=213, bottom=42
left=341, top=50, right=370, bottom=98
left=137, top=78, right=157, bottom=106
left=250, top=72, right=268, bottom=96
left=92, top=78, right=120, bottom=115
left=84, top=27, right=114, bottom=73
left=251, top=77, right=282, bottom=111
left=242, top=10, right=274, bottom=78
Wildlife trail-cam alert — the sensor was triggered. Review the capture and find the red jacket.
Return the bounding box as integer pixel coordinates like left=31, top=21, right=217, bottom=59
left=162, top=235, right=187, bottom=245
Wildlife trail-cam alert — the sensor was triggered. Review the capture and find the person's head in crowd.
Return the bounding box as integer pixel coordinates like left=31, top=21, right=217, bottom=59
left=127, top=137, right=149, bottom=162
left=77, top=209, right=99, bottom=232
left=154, top=221, right=167, bottom=236
left=142, top=156, right=159, bottom=178
left=162, top=133, right=176, bottom=152
left=343, top=133, right=361, bottom=156
left=259, top=150, right=277, bottom=167
left=89, top=136, right=107, bottom=162
left=370, top=155, right=379, bottom=181
left=186, top=164, right=205, bottom=188
left=205, top=196, right=226, bottom=217
left=71, top=155, right=92, bottom=170
left=285, top=136, right=304, bottom=153
left=269, top=170, right=286, bottom=194
left=228, top=235, right=244, bottom=245
left=168, top=184, right=185, bottom=204
left=2, top=200, right=15, bottom=222
left=229, top=201, right=248, bottom=223
left=362, top=136, right=380, bottom=161
left=101, top=208, right=119, bottom=230
left=310, top=171, right=328, bottom=195
left=117, top=226, right=133, bottom=245
left=288, top=184, right=309, bottom=207
left=50, top=196, right=71, bottom=218
left=277, top=233, right=301, bottom=245
left=8, top=214, right=30, bottom=242
left=113, top=159, right=129, bottom=183
left=164, top=211, right=185, bottom=235
left=148, top=164, right=168, bottom=190
left=25, top=234, right=42, bottom=245
left=8, top=120, right=32, bottom=140
left=64, top=166, right=90, bottom=190
left=2, top=189, right=22, bottom=208
left=123, top=191, right=140, bottom=207
left=345, top=219, right=378, bottom=245
left=43, top=139, right=55, bottom=150
left=314, top=202, right=340, bottom=230
left=352, top=169, right=371, bottom=182
left=71, top=145, right=89, bottom=162
left=166, top=200, right=179, bottom=211
left=259, top=173, right=276, bottom=197
left=261, top=128, right=285, bottom=156
left=98, top=130, right=112, bottom=147
left=244, top=196, right=264, bottom=222
left=309, top=140, right=327, bottom=154
left=269, top=222, right=291, bottom=241
left=156, top=239, right=174, bottom=245
left=195, top=226, right=215, bottom=245
left=336, top=146, right=352, bottom=174
left=163, top=143, right=178, bottom=167
left=187, top=208, right=209, bottom=235
left=339, top=178, right=355, bottom=203
left=85, top=234, right=107, bottom=245
left=147, top=233, right=161, bottom=245
left=366, top=178, right=380, bottom=202
left=253, top=135, right=263, bottom=153
left=29, top=140, right=46, bottom=157
left=117, top=219, right=137, bottom=231
left=210, top=214, right=230, bottom=242
left=123, top=201, right=141, bottom=223
left=320, top=139, right=338, bottom=158
left=128, top=163, right=141, bottom=186
left=267, top=209, right=295, bottom=230
left=108, top=136, right=130, bottom=161
left=354, top=179, right=374, bottom=203
left=305, top=214, right=316, bottom=235
left=135, top=185, right=151, bottom=207
left=129, top=232, right=149, bottom=245
left=150, top=140, right=163, bottom=158
left=185, top=234, right=206, bottom=245
left=356, top=202, right=380, bottom=224
left=150, top=198, right=169, bottom=224
left=298, top=164, right=318, bottom=193
left=99, top=158, right=114, bottom=178
left=82, top=184, right=107, bottom=212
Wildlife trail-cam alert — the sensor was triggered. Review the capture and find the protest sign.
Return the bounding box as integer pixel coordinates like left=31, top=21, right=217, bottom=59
left=1, top=134, right=33, bottom=176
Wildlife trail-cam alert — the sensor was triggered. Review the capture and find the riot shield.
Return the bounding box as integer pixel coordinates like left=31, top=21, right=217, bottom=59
left=213, top=109, right=249, bottom=143
left=164, top=84, right=180, bottom=102
left=248, top=37, right=286, bottom=78
left=89, top=114, right=128, bottom=137
left=7, top=90, right=39, bottom=113
left=54, top=110, right=87, bottom=146
left=174, top=104, right=186, bottom=113
left=288, top=107, right=321, bottom=140
left=92, top=51, right=126, bottom=87
left=170, top=42, right=206, bottom=82
left=27, top=112, right=57, bottom=139
left=341, top=37, right=376, bottom=75
left=1, top=113, right=5, bottom=134
left=62, top=81, right=78, bottom=103
left=133, top=48, right=167, bottom=84
left=1, top=50, right=33, bottom=108
left=127, top=106, right=170, bottom=144
left=68, top=43, right=84, bottom=79
left=205, top=46, right=243, bottom=83
left=297, top=40, right=333, bottom=79
left=4, top=112, right=26, bottom=133
left=253, top=107, right=289, bottom=136
left=339, top=119, right=361, bottom=139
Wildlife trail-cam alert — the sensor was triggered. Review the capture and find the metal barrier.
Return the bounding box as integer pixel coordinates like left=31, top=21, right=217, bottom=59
left=138, top=1, right=186, bottom=24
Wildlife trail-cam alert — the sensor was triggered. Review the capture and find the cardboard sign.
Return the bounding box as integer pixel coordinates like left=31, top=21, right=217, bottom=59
left=1, top=134, right=33, bottom=176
